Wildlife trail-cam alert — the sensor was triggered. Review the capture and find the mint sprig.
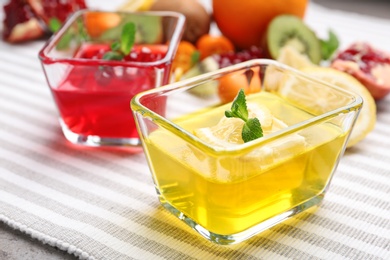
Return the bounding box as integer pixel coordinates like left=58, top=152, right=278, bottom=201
left=320, top=29, right=339, bottom=61
left=225, top=89, right=263, bottom=143
left=103, top=22, right=136, bottom=61
left=48, top=17, right=62, bottom=33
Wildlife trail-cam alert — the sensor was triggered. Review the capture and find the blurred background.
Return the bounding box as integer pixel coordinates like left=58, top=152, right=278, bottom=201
left=313, top=0, right=390, bottom=19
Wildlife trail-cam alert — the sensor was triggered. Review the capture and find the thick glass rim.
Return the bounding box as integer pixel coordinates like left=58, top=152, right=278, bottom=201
left=38, top=10, right=186, bottom=67
left=132, top=59, right=363, bottom=155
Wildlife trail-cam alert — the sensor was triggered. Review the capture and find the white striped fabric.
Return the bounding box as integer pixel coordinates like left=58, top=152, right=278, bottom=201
left=0, top=2, right=389, bottom=260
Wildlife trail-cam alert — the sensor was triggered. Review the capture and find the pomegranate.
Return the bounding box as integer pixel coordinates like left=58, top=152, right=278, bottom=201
left=2, top=0, right=45, bottom=43
left=213, top=46, right=264, bottom=68
left=331, top=42, right=390, bottom=100
left=2, top=0, right=87, bottom=43
left=27, top=0, right=87, bottom=25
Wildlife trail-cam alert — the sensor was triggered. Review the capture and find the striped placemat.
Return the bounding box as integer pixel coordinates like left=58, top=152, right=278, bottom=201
left=1, top=2, right=389, bottom=260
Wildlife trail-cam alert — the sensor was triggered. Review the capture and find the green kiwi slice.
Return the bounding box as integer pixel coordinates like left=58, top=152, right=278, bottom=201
left=266, top=15, right=321, bottom=64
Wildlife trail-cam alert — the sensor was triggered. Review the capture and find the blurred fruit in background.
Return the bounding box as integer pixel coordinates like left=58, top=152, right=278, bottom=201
left=301, top=67, right=377, bottom=147
left=150, top=0, right=210, bottom=44
left=196, top=34, right=234, bottom=60
left=332, top=42, right=390, bottom=100
left=2, top=0, right=86, bottom=43
left=118, top=0, right=154, bottom=11
left=218, top=68, right=261, bottom=103
left=27, top=0, right=86, bottom=25
left=2, top=0, right=45, bottom=43
left=212, top=0, right=308, bottom=50
left=171, top=41, right=199, bottom=74
left=84, top=12, right=121, bottom=38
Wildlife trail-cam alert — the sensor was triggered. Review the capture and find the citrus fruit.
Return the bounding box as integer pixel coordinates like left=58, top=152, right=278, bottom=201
left=84, top=12, right=121, bottom=38
left=268, top=45, right=315, bottom=93
left=196, top=34, right=235, bottom=60
left=297, top=67, right=376, bottom=147
left=277, top=45, right=316, bottom=69
left=193, top=103, right=307, bottom=173
left=117, top=0, right=155, bottom=11
left=172, top=41, right=198, bottom=73
left=194, top=104, right=274, bottom=148
left=218, top=69, right=261, bottom=104
left=212, top=0, right=308, bottom=49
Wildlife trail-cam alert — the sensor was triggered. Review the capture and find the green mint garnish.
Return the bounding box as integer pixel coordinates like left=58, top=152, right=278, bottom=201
left=120, top=22, right=136, bottom=55
left=225, top=89, right=263, bottom=143
left=191, top=50, right=201, bottom=65
left=242, top=118, right=263, bottom=143
left=102, top=51, right=124, bottom=61
left=225, top=89, right=248, bottom=121
left=110, top=41, right=121, bottom=51
left=320, top=29, right=339, bottom=60
left=48, top=18, right=62, bottom=33
left=103, top=22, right=136, bottom=61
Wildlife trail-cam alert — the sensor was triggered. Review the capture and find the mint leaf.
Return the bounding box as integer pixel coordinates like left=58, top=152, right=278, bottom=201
left=48, top=18, right=62, bottom=33
left=111, top=41, right=121, bottom=51
left=101, top=22, right=136, bottom=61
left=102, top=51, right=124, bottom=61
left=320, top=30, right=339, bottom=60
left=56, top=32, right=72, bottom=50
left=191, top=50, right=201, bottom=65
left=225, top=89, right=248, bottom=121
left=225, top=89, right=263, bottom=143
left=242, top=118, right=263, bottom=142
left=120, top=22, right=136, bottom=55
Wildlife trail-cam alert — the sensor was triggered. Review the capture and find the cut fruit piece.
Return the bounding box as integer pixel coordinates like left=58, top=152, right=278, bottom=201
left=266, top=15, right=322, bottom=64
left=182, top=56, right=220, bottom=96
left=195, top=117, right=245, bottom=147
left=27, top=0, right=87, bottom=26
left=194, top=103, right=307, bottom=169
left=277, top=45, right=316, bottom=69
left=117, top=0, right=155, bottom=11
left=194, top=104, right=281, bottom=148
left=218, top=68, right=261, bottom=103
left=2, top=0, right=45, bottom=43
left=331, top=42, right=390, bottom=100
left=300, top=67, right=376, bottom=147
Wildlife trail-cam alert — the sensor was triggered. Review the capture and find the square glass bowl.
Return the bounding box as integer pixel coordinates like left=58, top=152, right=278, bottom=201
left=39, top=10, right=185, bottom=148
left=131, top=59, right=363, bottom=244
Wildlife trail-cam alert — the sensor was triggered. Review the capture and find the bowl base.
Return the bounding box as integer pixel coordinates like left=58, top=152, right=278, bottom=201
left=59, top=119, right=142, bottom=148
left=157, top=188, right=324, bottom=245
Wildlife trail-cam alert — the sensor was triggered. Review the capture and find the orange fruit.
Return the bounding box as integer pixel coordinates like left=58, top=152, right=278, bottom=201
left=196, top=34, right=235, bottom=60
left=218, top=68, right=261, bottom=103
left=212, top=0, right=308, bottom=49
left=172, top=41, right=198, bottom=73
left=84, top=12, right=121, bottom=38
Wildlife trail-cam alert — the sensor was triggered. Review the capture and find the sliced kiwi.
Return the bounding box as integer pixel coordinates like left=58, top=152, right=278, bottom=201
left=266, top=15, right=322, bottom=64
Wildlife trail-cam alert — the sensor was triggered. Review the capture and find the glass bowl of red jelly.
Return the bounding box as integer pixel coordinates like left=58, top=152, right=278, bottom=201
left=39, top=10, right=185, bottom=149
